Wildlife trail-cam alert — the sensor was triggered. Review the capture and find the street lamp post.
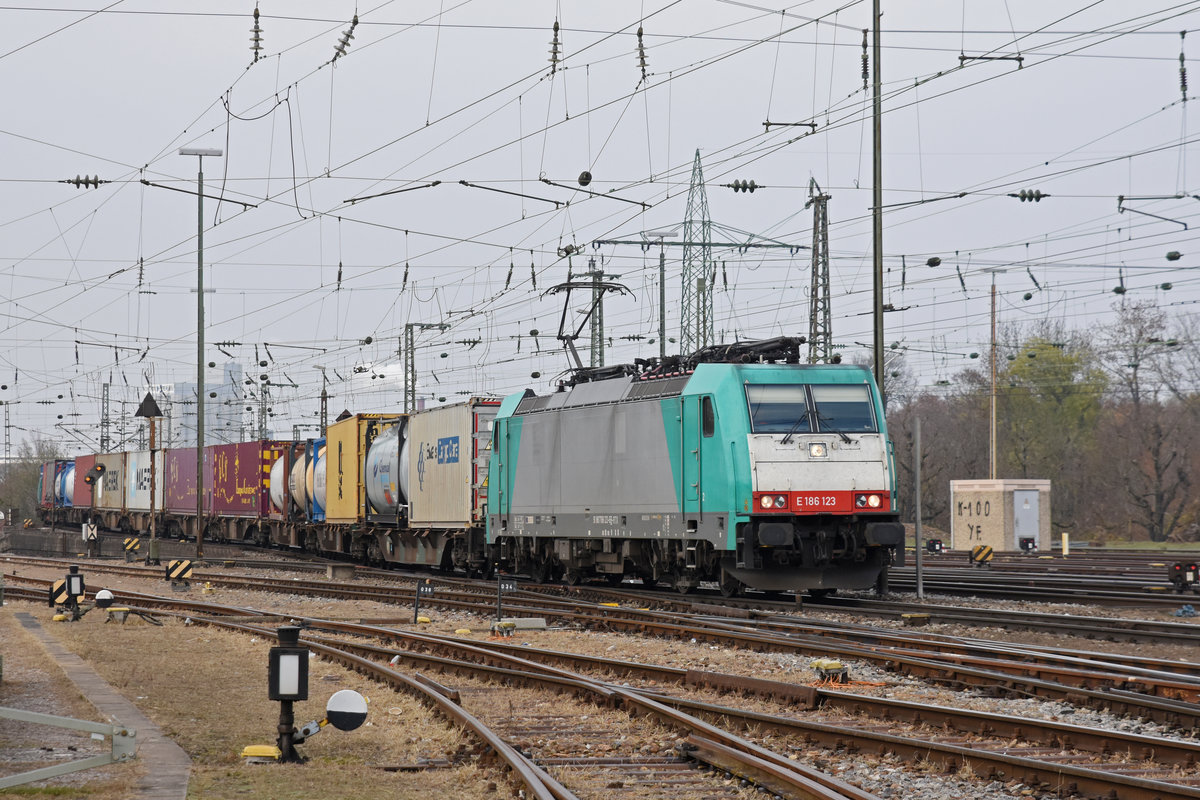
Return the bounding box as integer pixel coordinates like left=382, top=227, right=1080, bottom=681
left=179, top=147, right=222, bottom=559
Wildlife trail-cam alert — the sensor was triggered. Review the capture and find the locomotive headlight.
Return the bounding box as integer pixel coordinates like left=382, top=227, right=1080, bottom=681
left=867, top=494, right=881, bottom=508
left=758, top=494, right=788, bottom=510
left=808, top=442, right=827, bottom=458
left=854, top=493, right=883, bottom=509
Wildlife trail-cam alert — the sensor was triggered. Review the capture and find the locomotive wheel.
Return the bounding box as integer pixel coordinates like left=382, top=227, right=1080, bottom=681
left=604, top=573, right=624, bottom=586
left=563, top=570, right=582, bottom=586
left=529, top=559, right=550, bottom=584
left=718, top=569, right=742, bottom=598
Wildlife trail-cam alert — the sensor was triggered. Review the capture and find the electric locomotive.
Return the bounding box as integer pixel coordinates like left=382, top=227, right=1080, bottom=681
left=487, top=337, right=903, bottom=594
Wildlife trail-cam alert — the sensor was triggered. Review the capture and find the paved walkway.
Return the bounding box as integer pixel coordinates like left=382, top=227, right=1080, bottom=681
left=15, top=612, right=191, bottom=800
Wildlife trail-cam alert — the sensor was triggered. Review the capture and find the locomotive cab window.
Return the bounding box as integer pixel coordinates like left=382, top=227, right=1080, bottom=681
left=745, top=385, right=809, bottom=433
left=701, top=396, right=715, bottom=437
left=811, top=384, right=877, bottom=432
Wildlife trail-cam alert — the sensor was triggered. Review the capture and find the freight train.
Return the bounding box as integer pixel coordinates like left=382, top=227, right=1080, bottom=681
left=36, top=337, right=904, bottom=594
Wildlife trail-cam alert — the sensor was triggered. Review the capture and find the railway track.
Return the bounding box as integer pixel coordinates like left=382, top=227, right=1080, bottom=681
left=10, top=579, right=1200, bottom=799
left=8, top=558, right=1200, bottom=720
left=3, top=583, right=871, bottom=800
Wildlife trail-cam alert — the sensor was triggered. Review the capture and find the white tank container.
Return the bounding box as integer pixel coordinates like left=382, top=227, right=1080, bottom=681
left=364, top=425, right=410, bottom=513
left=289, top=451, right=309, bottom=510
left=57, top=466, right=75, bottom=505
left=311, top=448, right=327, bottom=513
left=269, top=457, right=287, bottom=512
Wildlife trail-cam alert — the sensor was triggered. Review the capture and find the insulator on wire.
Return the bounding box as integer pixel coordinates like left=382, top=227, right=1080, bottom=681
left=250, top=5, right=264, bottom=62
left=636, top=26, right=648, bottom=81
left=62, top=175, right=104, bottom=189
left=1181, top=31, right=1188, bottom=101
left=1009, top=189, right=1047, bottom=202
left=333, top=14, right=358, bottom=61
left=730, top=179, right=757, bottom=193
left=548, top=19, right=561, bottom=74
left=861, top=29, right=869, bottom=90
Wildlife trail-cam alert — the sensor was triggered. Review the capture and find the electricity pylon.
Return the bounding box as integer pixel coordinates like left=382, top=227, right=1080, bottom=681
left=681, top=150, right=713, bottom=353
left=806, top=179, right=832, bottom=363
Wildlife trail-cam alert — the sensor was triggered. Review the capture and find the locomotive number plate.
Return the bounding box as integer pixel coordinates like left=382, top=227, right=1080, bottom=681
left=793, top=492, right=850, bottom=511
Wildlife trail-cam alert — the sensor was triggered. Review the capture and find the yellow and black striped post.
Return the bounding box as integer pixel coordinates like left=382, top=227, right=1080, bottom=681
left=48, top=579, right=68, bottom=607
left=969, top=544, right=994, bottom=567
left=123, top=537, right=141, bottom=562
left=166, top=559, right=193, bottom=589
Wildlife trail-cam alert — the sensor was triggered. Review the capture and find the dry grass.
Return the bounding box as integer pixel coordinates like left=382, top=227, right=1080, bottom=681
left=4, top=601, right=507, bottom=800
left=0, top=608, right=141, bottom=800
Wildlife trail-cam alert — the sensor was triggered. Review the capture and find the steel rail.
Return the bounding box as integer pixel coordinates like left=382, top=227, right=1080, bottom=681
left=268, top=618, right=1200, bottom=800
left=11, top=570, right=1200, bottom=727
left=14, top=582, right=1200, bottom=798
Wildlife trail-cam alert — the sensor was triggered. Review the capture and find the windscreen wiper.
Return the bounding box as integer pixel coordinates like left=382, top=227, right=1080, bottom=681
left=780, top=412, right=810, bottom=445
left=814, top=410, right=852, bottom=444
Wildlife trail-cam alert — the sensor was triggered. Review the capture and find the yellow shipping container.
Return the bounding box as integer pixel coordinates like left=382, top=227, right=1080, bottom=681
left=324, top=413, right=396, bottom=524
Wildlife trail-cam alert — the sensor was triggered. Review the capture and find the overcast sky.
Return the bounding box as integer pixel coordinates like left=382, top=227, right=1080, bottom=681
left=2, top=1, right=1197, bottom=454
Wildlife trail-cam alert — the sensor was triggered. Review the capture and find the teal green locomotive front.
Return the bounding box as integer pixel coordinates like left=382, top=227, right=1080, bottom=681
left=487, top=360, right=903, bottom=593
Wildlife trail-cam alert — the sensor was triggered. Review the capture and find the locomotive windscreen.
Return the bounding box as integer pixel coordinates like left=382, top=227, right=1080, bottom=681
left=809, top=384, right=877, bottom=432
left=746, top=385, right=810, bottom=433
left=745, top=383, right=877, bottom=434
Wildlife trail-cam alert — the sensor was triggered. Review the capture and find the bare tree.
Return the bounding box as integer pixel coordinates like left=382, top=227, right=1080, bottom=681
left=0, top=437, right=63, bottom=522
left=1099, top=301, right=1194, bottom=542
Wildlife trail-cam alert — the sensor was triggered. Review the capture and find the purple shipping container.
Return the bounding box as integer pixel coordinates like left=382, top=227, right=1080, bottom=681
left=163, top=447, right=211, bottom=514
left=209, top=441, right=287, bottom=517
